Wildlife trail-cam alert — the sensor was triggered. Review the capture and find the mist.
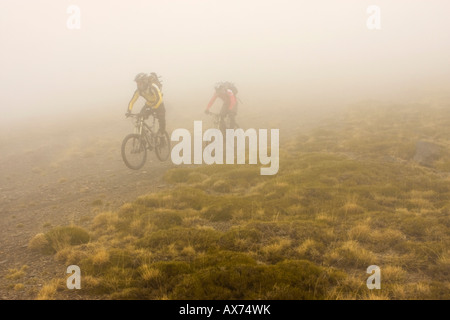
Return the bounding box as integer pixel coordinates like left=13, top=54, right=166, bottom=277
left=1, top=0, right=450, bottom=127
left=2, top=1, right=450, bottom=301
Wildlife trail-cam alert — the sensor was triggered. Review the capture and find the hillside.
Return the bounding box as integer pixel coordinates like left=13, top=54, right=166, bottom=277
left=26, top=101, right=450, bottom=299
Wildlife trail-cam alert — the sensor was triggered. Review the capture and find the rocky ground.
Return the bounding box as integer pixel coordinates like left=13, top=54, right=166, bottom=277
left=0, top=115, right=175, bottom=299
left=0, top=105, right=331, bottom=299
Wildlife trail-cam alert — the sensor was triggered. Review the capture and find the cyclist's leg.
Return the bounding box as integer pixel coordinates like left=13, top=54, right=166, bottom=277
left=219, top=105, right=228, bottom=134
left=141, top=104, right=152, bottom=119
left=154, top=104, right=168, bottom=148
left=155, top=103, right=166, bottom=134
left=228, top=111, right=237, bottom=129
left=231, top=103, right=239, bottom=128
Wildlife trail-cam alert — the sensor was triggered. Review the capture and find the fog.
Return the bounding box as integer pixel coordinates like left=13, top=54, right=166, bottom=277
left=1, top=0, right=450, bottom=127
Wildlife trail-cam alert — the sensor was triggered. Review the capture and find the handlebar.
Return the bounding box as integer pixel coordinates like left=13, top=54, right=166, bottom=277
left=125, top=110, right=156, bottom=119
left=205, top=111, right=221, bottom=117
left=125, top=113, right=140, bottom=118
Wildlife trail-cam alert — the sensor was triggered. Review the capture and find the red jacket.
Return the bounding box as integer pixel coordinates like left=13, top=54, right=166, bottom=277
left=206, top=88, right=237, bottom=111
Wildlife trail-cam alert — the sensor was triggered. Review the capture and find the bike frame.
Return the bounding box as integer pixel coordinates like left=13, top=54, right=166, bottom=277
left=132, top=114, right=157, bottom=147
left=208, top=112, right=230, bottom=129
left=122, top=110, right=170, bottom=169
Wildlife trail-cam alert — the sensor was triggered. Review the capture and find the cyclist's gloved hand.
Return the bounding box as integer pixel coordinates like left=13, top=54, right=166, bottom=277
left=204, top=109, right=210, bottom=115
left=125, top=111, right=131, bottom=118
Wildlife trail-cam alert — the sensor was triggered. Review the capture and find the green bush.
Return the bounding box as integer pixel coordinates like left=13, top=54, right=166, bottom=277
left=137, top=227, right=222, bottom=252
left=164, top=168, right=192, bottom=183
left=202, top=204, right=233, bottom=222
left=141, top=210, right=183, bottom=229
left=43, top=226, right=90, bottom=253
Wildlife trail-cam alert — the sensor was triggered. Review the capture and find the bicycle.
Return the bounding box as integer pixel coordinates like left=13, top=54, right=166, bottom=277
left=203, top=111, right=240, bottom=154
left=205, top=111, right=240, bottom=133
left=121, top=112, right=171, bottom=170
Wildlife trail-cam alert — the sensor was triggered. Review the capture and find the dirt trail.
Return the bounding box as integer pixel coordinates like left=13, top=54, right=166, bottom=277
left=0, top=116, right=175, bottom=299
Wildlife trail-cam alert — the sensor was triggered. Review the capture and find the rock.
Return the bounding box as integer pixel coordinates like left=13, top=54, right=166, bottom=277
left=413, top=140, right=441, bottom=167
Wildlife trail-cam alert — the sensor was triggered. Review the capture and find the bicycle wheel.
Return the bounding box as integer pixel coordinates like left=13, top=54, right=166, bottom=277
left=121, top=133, right=147, bottom=170
left=155, top=131, right=171, bottom=161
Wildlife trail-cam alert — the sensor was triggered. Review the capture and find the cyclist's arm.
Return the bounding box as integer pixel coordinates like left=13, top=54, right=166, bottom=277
left=206, top=93, right=217, bottom=111
left=128, top=90, right=140, bottom=112
left=151, top=84, right=163, bottom=109
left=227, top=89, right=236, bottom=110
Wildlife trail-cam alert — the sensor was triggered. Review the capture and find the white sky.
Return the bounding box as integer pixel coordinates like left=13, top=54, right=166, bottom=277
left=0, top=0, right=449, bottom=123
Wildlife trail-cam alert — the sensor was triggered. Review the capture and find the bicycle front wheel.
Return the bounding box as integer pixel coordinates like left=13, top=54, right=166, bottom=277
left=155, top=131, right=171, bottom=161
left=121, top=133, right=147, bottom=170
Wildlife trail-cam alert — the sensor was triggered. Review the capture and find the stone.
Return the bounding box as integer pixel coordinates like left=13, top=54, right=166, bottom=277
left=413, top=140, right=441, bottom=167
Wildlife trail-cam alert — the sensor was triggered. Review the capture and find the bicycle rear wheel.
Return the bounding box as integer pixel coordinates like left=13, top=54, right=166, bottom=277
left=155, top=131, right=171, bottom=161
left=121, top=133, right=147, bottom=170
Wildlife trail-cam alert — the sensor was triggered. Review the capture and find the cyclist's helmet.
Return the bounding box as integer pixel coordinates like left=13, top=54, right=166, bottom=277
left=215, top=82, right=227, bottom=95
left=134, top=73, right=148, bottom=83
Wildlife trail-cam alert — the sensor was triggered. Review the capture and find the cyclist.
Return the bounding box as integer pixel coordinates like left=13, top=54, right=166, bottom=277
left=205, top=82, right=238, bottom=132
left=126, top=72, right=166, bottom=135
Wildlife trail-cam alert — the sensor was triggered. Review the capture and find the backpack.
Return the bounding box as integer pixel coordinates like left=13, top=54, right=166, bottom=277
left=224, top=82, right=238, bottom=96
left=149, top=72, right=163, bottom=91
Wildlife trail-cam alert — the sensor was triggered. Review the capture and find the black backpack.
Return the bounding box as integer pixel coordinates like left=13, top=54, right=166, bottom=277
left=150, top=72, right=163, bottom=91
left=224, top=82, right=238, bottom=96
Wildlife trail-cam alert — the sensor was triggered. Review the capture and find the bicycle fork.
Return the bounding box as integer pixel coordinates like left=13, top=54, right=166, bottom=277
left=135, top=118, right=144, bottom=135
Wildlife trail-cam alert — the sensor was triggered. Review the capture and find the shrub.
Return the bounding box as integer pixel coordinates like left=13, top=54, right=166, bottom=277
left=141, top=210, right=183, bottom=229
left=295, top=239, right=326, bottom=262
left=164, top=168, right=192, bottom=183
left=30, top=226, right=90, bottom=254
left=212, top=180, right=232, bottom=193
left=28, top=233, right=51, bottom=253
left=202, top=204, right=233, bottom=222
left=324, top=241, right=376, bottom=269
left=137, top=227, right=221, bottom=252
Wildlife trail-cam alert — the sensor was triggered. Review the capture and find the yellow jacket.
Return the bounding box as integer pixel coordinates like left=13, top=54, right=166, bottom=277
left=128, top=83, right=163, bottom=112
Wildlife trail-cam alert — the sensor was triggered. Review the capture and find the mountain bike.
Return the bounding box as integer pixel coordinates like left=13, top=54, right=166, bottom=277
left=206, top=111, right=240, bottom=133
left=204, top=111, right=240, bottom=153
left=121, top=112, right=171, bottom=170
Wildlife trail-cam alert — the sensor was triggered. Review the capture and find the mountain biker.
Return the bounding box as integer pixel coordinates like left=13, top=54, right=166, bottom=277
left=126, top=72, right=166, bottom=135
left=205, top=82, right=238, bottom=132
